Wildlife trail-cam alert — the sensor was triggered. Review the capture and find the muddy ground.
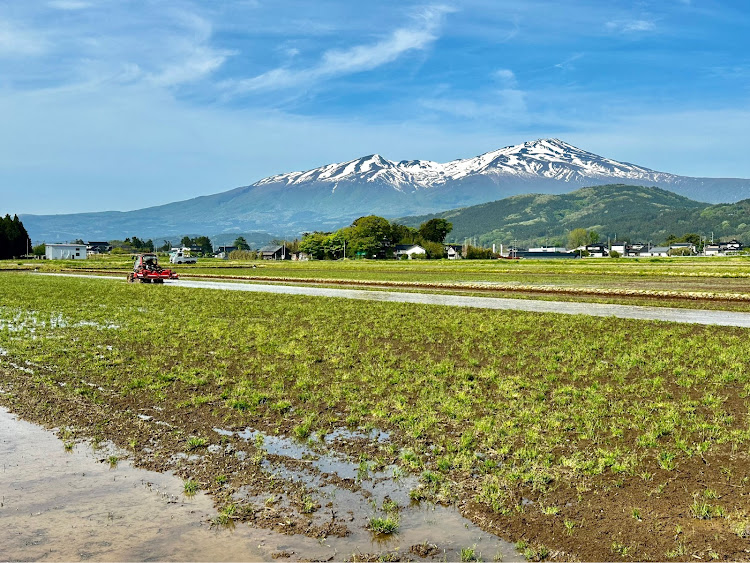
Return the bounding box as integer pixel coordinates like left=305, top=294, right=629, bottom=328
left=0, top=363, right=519, bottom=562
left=3, top=353, right=750, bottom=562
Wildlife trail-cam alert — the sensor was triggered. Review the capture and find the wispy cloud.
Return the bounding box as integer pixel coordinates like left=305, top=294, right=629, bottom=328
left=144, top=10, right=234, bottom=87
left=605, top=19, right=657, bottom=33
left=554, top=53, right=583, bottom=71
left=421, top=88, right=526, bottom=121
left=0, top=20, right=47, bottom=56
left=223, top=4, right=454, bottom=95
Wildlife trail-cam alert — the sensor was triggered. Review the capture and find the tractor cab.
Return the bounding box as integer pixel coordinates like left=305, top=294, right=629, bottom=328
left=128, top=253, right=179, bottom=283
left=134, top=253, right=160, bottom=272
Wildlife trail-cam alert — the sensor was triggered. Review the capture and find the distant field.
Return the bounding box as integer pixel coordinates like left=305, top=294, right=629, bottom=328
left=9, top=254, right=750, bottom=310
left=2, top=271, right=750, bottom=560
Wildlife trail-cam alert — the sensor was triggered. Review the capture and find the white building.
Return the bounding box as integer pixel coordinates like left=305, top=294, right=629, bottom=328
left=394, top=244, right=426, bottom=259
left=45, top=243, right=87, bottom=260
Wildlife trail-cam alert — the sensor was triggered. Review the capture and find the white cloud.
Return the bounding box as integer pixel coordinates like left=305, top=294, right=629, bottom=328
left=605, top=19, right=656, bottom=33
left=149, top=45, right=233, bottom=87
left=224, top=4, right=453, bottom=95
left=0, top=20, right=47, bottom=56
left=493, top=69, right=517, bottom=88
left=421, top=88, right=527, bottom=121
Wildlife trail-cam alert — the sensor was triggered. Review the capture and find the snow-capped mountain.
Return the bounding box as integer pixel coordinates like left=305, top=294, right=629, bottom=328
left=21, top=139, right=750, bottom=241
left=254, top=139, right=678, bottom=191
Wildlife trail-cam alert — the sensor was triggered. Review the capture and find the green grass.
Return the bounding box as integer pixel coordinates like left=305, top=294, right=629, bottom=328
left=183, top=479, right=199, bottom=495
left=368, top=515, right=399, bottom=535
left=2, top=270, right=750, bottom=558
left=15, top=254, right=750, bottom=312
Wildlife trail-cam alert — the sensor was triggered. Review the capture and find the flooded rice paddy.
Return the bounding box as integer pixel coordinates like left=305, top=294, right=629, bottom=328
left=41, top=273, right=750, bottom=327
left=1, top=407, right=519, bottom=561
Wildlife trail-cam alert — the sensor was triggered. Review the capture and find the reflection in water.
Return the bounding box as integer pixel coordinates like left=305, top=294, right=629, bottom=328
left=0, top=407, right=520, bottom=561
left=0, top=408, right=274, bottom=562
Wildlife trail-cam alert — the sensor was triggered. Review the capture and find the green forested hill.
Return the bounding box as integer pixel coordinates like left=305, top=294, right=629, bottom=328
left=396, top=184, right=750, bottom=248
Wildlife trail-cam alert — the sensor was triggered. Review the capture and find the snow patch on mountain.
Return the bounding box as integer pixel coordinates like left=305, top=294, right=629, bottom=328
left=253, top=139, right=680, bottom=190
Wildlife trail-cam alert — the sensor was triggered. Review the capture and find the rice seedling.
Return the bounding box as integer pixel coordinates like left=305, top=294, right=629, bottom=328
left=301, top=495, right=316, bottom=514
left=185, top=436, right=207, bottom=450
left=4, top=267, right=750, bottom=560
left=368, top=515, right=399, bottom=535
left=690, top=497, right=713, bottom=520
left=183, top=479, right=199, bottom=495
left=460, top=545, right=480, bottom=562
left=611, top=542, right=632, bottom=557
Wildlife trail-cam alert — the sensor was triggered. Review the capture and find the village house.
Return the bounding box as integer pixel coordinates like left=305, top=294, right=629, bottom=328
left=640, top=246, right=670, bottom=257
left=445, top=244, right=463, bottom=259
left=213, top=245, right=237, bottom=259
left=394, top=244, right=426, bottom=259
left=705, top=240, right=744, bottom=256
left=260, top=245, right=287, bottom=260
left=86, top=241, right=111, bottom=255
left=585, top=243, right=609, bottom=257
left=668, top=242, right=696, bottom=255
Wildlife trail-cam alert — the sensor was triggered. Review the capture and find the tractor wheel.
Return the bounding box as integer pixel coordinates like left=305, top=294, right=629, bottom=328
left=127, top=273, right=135, bottom=283
left=154, top=279, right=164, bottom=284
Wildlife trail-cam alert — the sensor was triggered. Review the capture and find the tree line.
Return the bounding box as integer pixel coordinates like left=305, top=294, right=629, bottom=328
left=299, top=216, right=453, bottom=260
left=0, top=215, right=32, bottom=259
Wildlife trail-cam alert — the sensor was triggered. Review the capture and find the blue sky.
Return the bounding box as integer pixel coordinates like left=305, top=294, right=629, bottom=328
left=1, top=0, right=749, bottom=214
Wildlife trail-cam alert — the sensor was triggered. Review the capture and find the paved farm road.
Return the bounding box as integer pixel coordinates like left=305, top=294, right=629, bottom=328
left=43, top=273, right=750, bottom=328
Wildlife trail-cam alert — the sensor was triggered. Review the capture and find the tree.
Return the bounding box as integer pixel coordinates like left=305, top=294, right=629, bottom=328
left=345, top=215, right=394, bottom=258
left=418, top=218, right=453, bottom=243
left=181, top=236, right=193, bottom=248
left=422, top=240, right=446, bottom=259
left=33, top=244, right=45, bottom=257
left=233, top=236, right=250, bottom=250
left=465, top=245, right=494, bottom=259
left=391, top=223, right=417, bottom=244
left=567, top=228, right=589, bottom=249
left=194, top=236, right=213, bottom=255
left=300, top=232, right=328, bottom=259
left=0, top=214, right=32, bottom=259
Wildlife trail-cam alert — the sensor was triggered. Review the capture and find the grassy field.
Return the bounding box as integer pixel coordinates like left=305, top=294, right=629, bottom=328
left=2, top=270, right=750, bottom=560
left=8, top=254, right=750, bottom=310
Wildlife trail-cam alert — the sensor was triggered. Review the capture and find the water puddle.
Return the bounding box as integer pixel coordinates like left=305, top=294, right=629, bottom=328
left=0, top=308, right=120, bottom=334
left=0, top=407, right=285, bottom=562
left=215, top=426, right=522, bottom=561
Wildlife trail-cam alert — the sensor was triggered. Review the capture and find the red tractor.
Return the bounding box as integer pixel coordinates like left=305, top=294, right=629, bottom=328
left=127, top=253, right=179, bottom=284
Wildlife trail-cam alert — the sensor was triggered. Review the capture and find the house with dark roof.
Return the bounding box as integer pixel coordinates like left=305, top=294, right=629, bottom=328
left=394, top=244, right=426, bottom=259
left=445, top=244, right=463, bottom=259
left=260, top=245, right=286, bottom=260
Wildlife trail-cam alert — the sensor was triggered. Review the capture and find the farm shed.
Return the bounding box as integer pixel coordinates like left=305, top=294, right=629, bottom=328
left=45, top=243, right=87, bottom=260
left=260, top=245, right=286, bottom=260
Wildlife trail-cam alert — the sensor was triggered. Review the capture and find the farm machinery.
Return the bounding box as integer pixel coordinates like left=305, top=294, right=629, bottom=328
left=127, top=253, right=179, bottom=284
